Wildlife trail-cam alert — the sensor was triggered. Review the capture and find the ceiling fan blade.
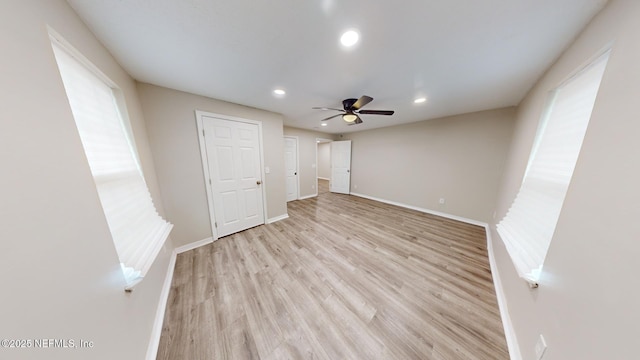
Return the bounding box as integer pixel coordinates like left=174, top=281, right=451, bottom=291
left=312, top=107, right=344, bottom=112
left=352, top=95, right=373, bottom=110
left=321, top=113, right=343, bottom=121
left=357, top=109, right=394, bottom=115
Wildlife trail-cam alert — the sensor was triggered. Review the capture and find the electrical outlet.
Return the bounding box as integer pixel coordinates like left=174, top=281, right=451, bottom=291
left=354, top=185, right=358, bottom=189
left=535, top=335, right=547, bottom=360
left=439, top=198, right=445, bottom=205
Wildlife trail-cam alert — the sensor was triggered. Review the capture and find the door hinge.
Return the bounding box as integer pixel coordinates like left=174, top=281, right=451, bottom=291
left=209, top=178, right=212, bottom=185
left=214, top=222, right=217, bottom=228
left=202, top=129, right=205, bottom=137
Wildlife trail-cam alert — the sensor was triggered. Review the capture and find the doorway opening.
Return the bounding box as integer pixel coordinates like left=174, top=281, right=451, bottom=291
left=316, top=138, right=332, bottom=196
left=316, top=138, right=352, bottom=196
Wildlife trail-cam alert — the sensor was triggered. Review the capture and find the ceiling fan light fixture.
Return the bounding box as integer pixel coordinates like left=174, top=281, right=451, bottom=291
left=273, top=89, right=286, bottom=96
left=414, top=97, right=427, bottom=104
left=342, top=113, right=358, bottom=122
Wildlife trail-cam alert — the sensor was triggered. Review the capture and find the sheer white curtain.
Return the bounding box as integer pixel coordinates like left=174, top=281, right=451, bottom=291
left=52, top=40, right=172, bottom=288
left=497, top=52, right=609, bottom=285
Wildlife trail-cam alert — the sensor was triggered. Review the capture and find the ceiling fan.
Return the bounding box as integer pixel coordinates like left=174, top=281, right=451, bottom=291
left=313, top=95, right=394, bottom=125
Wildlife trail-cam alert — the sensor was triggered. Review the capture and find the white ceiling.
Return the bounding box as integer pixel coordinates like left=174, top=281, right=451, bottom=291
left=67, top=0, right=607, bottom=134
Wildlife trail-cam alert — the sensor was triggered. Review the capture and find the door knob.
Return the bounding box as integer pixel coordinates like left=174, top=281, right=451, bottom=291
left=256, top=180, right=262, bottom=185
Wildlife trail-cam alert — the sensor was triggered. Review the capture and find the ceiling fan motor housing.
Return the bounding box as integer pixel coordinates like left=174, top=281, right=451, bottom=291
left=343, top=98, right=358, bottom=110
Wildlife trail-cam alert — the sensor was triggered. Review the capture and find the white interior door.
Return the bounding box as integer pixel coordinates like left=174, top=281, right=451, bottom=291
left=201, top=115, right=265, bottom=238
left=284, top=136, right=299, bottom=202
left=330, top=140, right=351, bottom=194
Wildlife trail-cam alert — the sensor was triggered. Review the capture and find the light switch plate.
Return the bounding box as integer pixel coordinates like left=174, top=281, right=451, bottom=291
left=265, top=167, right=270, bottom=174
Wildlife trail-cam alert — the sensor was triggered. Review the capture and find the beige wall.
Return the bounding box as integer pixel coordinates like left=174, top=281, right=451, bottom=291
left=139, top=83, right=287, bottom=246
left=344, top=108, right=515, bottom=223
left=317, top=142, right=331, bottom=179
left=0, top=1, right=174, bottom=359
left=491, top=1, right=640, bottom=359
left=283, top=127, right=337, bottom=198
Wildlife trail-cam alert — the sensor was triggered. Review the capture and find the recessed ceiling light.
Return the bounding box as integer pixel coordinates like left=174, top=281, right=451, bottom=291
left=321, top=123, right=328, bottom=127
left=414, top=97, right=427, bottom=104
left=340, top=30, right=359, bottom=47
left=273, top=89, right=286, bottom=96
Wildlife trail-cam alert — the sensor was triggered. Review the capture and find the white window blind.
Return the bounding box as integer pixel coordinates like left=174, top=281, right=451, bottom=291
left=51, top=40, right=172, bottom=288
left=497, top=51, right=609, bottom=286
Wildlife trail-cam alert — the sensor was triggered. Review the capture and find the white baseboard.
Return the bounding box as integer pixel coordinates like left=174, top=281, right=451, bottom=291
left=299, top=194, right=317, bottom=200
left=175, top=237, right=214, bottom=254
left=317, top=177, right=330, bottom=181
left=350, top=192, right=487, bottom=227
left=266, top=213, right=289, bottom=224
left=486, top=226, right=521, bottom=360
left=146, top=249, right=177, bottom=360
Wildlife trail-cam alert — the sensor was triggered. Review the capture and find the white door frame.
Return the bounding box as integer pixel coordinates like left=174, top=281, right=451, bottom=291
left=284, top=136, right=300, bottom=202
left=195, top=110, right=268, bottom=240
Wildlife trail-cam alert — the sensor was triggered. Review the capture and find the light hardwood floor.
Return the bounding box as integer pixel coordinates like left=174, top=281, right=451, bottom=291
left=157, top=191, right=509, bottom=360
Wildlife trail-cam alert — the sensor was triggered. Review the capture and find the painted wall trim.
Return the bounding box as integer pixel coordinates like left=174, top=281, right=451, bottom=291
left=486, top=227, right=522, bottom=360
left=145, top=249, right=177, bottom=360
left=267, top=213, right=289, bottom=224
left=299, top=194, right=317, bottom=200
left=175, top=237, right=214, bottom=254
left=350, top=192, right=487, bottom=227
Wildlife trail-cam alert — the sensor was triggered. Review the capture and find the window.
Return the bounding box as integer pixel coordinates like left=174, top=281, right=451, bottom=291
left=497, top=51, right=610, bottom=286
left=51, top=36, right=172, bottom=289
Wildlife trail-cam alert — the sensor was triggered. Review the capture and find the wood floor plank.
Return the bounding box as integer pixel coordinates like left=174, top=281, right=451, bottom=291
left=157, top=190, right=509, bottom=359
